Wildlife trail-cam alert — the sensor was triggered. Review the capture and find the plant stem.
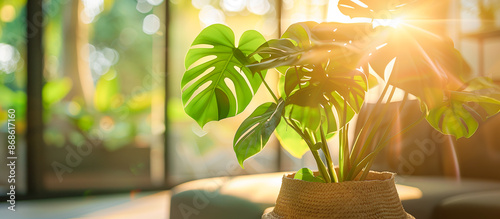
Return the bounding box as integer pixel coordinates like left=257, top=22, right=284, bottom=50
left=358, top=111, right=396, bottom=180
left=283, top=116, right=331, bottom=182
left=339, top=98, right=351, bottom=181
left=348, top=115, right=396, bottom=180
left=349, top=81, right=391, bottom=165
left=357, top=95, right=425, bottom=181
left=353, top=86, right=396, bottom=167
left=350, top=99, right=402, bottom=180
left=358, top=111, right=400, bottom=181
left=348, top=152, right=376, bottom=180
left=339, top=124, right=345, bottom=182
left=258, top=71, right=278, bottom=103
left=311, top=149, right=332, bottom=183
left=344, top=123, right=350, bottom=172
left=303, top=127, right=331, bottom=183
left=359, top=157, right=376, bottom=181
left=346, top=85, right=395, bottom=181
left=320, top=125, right=338, bottom=183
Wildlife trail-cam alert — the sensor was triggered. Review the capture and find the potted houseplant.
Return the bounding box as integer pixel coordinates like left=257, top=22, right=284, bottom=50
left=181, top=0, right=500, bottom=218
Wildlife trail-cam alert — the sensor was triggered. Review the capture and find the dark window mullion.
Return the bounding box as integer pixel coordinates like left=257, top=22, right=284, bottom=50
left=26, top=0, right=45, bottom=196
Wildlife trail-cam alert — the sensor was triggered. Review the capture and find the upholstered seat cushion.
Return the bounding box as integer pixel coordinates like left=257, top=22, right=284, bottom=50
left=396, top=176, right=500, bottom=219
left=169, top=172, right=282, bottom=219
left=433, top=190, right=500, bottom=219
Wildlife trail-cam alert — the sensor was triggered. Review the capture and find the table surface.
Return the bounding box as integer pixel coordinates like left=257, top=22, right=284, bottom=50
left=0, top=191, right=171, bottom=219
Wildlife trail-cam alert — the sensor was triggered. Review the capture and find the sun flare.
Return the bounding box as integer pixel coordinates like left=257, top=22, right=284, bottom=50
left=373, top=18, right=404, bottom=28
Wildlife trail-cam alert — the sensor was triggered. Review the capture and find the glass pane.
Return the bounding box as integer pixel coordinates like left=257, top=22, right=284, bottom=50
left=0, top=0, right=28, bottom=195
left=42, top=0, right=165, bottom=191
left=458, top=0, right=500, bottom=80
left=460, top=0, right=500, bottom=33
left=168, top=0, right=281, bottom=184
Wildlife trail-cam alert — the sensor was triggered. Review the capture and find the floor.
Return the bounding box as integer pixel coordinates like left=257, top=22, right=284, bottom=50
left=0, top=191, right=171, bottom=219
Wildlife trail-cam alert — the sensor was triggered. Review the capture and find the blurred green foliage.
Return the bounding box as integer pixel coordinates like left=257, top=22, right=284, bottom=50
left=1, top=0, right=165, bottom=151
left=94, top=70, right=119, bottom=112
left=42, top=77, right=72, bottom=107
left=0, top=1, right=27, bottom=133
left=40, top=0, right=161, bottom=151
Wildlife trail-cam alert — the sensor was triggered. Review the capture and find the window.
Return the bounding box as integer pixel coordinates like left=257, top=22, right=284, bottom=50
left=40, top=0, right=167, bottom=192
left=1, top=0, right=360, bottom=198
left=1, top=0, right=167, bottom=196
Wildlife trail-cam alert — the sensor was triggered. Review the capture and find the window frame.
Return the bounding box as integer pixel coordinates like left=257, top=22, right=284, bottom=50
left=0, top=0, right=172, bottom=200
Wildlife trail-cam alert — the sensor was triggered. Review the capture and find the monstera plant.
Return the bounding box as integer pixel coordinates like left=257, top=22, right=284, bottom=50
left=181, top=0, right=500, bottom=185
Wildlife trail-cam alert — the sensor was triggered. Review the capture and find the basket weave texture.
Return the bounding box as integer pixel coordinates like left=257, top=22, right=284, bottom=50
left=262, top=171, right=414, bottom=219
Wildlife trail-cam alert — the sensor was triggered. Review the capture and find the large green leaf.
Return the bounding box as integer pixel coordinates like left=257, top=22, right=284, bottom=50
left=460, top=77, right=498, bottom=92
left=453, top=91, right=500, bottom=120
left=281, top=22, right=318, bottom=48
left=309, top=22, right=379, bottom=71
left=233, top=100, right=285, bottom=167
left=248, top=22, right=373, bottom=73
left=426, top=91, right=500, bottom=139
left=247, top=39, right=303, bottom=73
left=284, top=64, right=367, bottom=135
left=274, top=117, right=310, bottom=158
left=247, top=22, right=317, bottom=72
left=294, top=168, right=325, bottom=183
left=367, top=26, right=471, bottom=109
left=182, top=24, right=266, bottom=127
left=246, top=22, right=316, bottom=74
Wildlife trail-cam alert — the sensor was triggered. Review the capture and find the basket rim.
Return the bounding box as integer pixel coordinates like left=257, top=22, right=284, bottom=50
left=283, top=170, right=396, bottom=185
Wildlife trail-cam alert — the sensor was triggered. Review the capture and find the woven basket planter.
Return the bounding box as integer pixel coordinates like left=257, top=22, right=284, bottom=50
left=262, top=170, right=414, bottom=219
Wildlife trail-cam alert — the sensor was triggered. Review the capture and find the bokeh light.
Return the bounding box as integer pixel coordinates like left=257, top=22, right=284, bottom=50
left=0, top=43, right=21, bottom=74
left=143, top=14, right=161, bottom=35
left=136, top=0, right=153, bottom=13
left=192, top=0, right=212, bottom=9
left=67, top=101, right=82, bottom=116
left=199, top=5, right=226, bottom=27
left=86, top=44, right=120, bottom=79
left=247, top=0, right=271, bottom=15
left=221, top=0, right=246, bottom=12
left=0, top=5, right=16, bottom=22
left=147, top=0, right=164, bottom=6
left=100, top=116, right=115, bottom=132
left=81, top=0, right=104, bottom=24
